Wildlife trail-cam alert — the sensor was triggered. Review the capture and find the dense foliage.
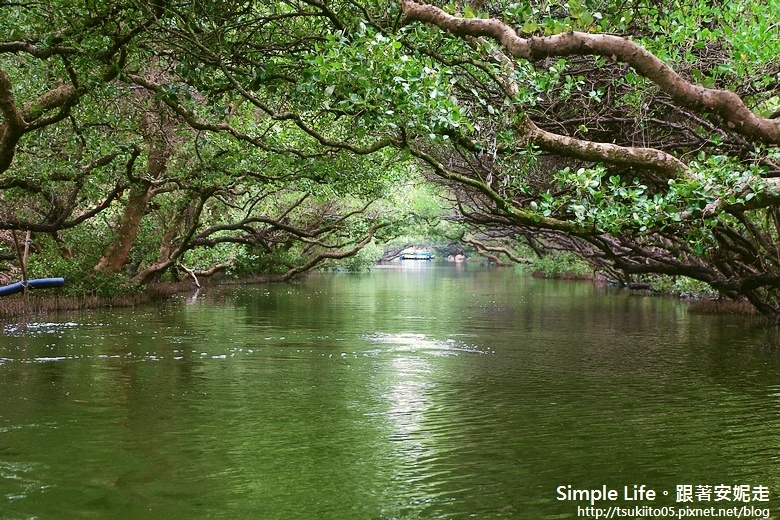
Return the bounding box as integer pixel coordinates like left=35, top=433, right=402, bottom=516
left=0, top=1, right=418, bottom=294
left=2, top=1, right=780, bottom=315
left=392, top=0, right=780, bottom=315
left=393, top=0, right=780, bottom=314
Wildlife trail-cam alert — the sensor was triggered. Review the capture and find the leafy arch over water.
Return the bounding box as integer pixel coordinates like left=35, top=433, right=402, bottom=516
left=2, top=0, right=780, bottom=314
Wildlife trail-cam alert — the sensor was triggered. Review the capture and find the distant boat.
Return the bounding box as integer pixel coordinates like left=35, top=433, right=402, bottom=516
left=401, top=251, right=434, bottom=260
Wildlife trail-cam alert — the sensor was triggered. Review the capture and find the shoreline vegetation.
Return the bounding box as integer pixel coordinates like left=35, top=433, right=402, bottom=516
left=0, top=274, right=285, bottom=323
left=529, top=270, right=760, bottom=316
left=521, top=250, right=762, bottom=316
left=0, top=282, right=185, bottom=322
left=0, top=263, right=761, bottom=324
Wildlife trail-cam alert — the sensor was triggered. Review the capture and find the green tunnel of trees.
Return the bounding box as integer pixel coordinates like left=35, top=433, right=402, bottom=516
left=2, top=0, right=780, bottom=315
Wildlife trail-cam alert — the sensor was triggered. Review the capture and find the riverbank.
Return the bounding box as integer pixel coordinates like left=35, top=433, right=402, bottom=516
left=0, top=274, right=291, bottom=322
left=0, top=269, right=763, bottom=322
left=530, top=269, right=761, bottom=316
left=0, top=283, right=183, bottom=322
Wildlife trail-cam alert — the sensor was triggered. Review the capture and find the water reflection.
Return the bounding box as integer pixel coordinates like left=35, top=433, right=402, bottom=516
left=385, top=355, right=432, bottom=444
left=367, top=332, right=488, bottom=356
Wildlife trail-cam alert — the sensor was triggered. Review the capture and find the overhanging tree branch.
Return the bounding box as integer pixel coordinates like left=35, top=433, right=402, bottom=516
left=282, top=221, right=390, bottom=280
left=400, top=0, right=780, bottom=144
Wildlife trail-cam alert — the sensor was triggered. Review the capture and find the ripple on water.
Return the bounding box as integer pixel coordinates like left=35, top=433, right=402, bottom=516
left=0, top=460, right=45, bottom=494
left=365, top=332, right=491, bottom=356
left=3, top=270, right=780, bottom=519
left=3, top=322, right=84, bottom=337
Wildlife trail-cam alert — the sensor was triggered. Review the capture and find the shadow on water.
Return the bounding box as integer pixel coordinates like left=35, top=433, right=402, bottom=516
left=1, top=262, right=780, bottom=518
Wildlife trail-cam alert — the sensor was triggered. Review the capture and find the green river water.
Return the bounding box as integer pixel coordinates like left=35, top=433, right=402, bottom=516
left=1, top=263, right=780, bottom=519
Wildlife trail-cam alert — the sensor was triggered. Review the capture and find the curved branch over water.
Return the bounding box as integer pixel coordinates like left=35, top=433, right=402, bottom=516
left=401, top=0, right=780, bottom=144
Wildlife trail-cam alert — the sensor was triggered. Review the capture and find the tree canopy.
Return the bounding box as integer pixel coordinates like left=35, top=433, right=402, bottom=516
left=2, top=0, right=780, bottom=315
left=394, top=0, right=780, bottom=314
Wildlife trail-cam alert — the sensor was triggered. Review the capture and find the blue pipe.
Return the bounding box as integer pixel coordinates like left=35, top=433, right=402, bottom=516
left=0, top=277, right=65, bottom=297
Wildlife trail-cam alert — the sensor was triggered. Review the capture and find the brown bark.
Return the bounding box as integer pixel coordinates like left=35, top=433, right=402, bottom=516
left=401, top=1, right=780, bottom=144
left=0, top=67, right=27, bottom=175
left=521, top=118, right=687, bottom=177
left=94, top=86, right=174, bottom=274
left=20, top=82, right=77, bottom=123
left=130, top=226, right=179, bottom=285
left=93, top=181, right=153, bottom=273
left=0, top=65, right=80, bottom=175
left=11, top=230, right=29, bottom=283
left=130, top=194, right=210, bottom=286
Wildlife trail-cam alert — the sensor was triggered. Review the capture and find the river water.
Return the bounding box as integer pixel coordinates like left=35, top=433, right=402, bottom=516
left=1, top=263, right=780, bottom=519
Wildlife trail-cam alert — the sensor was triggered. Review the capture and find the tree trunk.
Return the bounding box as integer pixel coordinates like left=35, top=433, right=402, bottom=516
left=93, top=181, right=153, bottom=273
left=94, top=91, right=172, bottom=274
left=130, top=195, right=207, bottom=286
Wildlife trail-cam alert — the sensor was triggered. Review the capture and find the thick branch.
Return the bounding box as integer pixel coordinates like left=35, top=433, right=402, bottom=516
left=0, top=67, right=26, bottom=173
left=0, top=41, right=76, bottom=58
left=130, top=193, right=212, bottom=286
left=21, top=82, right=78, bottom=122
left=0, top=182, right=126, bottom=232
left=521, top=117, right=688, bottom=177
left=401, top=0, right=780, bottom=144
